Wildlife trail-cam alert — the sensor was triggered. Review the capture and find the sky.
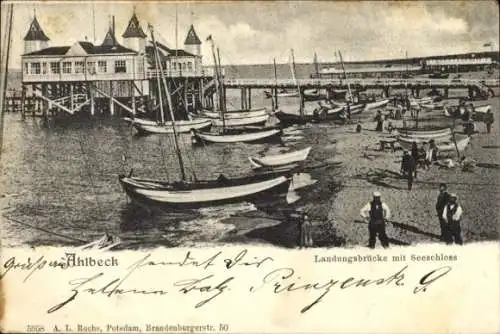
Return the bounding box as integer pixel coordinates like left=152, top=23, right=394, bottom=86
left=1, top=1, right=499, bottom=69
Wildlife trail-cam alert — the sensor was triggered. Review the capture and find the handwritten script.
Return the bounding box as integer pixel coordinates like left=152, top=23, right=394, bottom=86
left=1, top=249, right=452, bottom=314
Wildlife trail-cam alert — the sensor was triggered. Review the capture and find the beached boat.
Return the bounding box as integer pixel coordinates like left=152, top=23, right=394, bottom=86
left=444, top=104, right=491, bottom=118
left=119, top=173, right=292, bottom=209
left=398, top=136, right=470, bottom=152
left=396, top=127, right=452, bottom=139
left=197, top=108, right=267, bottom=119
left=194, top=113, right=269, bottom=127
left=132, top=118, right=212, bottom=134
left=192, top=128, right=282, bottom=144
left=304, top=89, right=327, bottom=101
left=365, top=98, right=390, bottom=110
left=274, top=110, right=315, bottom=126
left=248, top=147, right=312, bottom=168
left=264, top=89, right=300, bottom=98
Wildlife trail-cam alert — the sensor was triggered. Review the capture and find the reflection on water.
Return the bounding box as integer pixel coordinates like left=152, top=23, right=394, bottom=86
left=0, top=91, right=334, bottom=249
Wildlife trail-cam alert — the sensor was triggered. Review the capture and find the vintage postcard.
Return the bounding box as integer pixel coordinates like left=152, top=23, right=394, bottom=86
left=1, top=1, right=499, bottom=333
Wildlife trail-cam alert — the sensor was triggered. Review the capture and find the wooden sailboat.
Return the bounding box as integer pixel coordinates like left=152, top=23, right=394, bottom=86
left=120, top=26, right=292, bottom=209
left=192, top=36, right=280, bottom=143
left=272, top=49, right=312, bottom=125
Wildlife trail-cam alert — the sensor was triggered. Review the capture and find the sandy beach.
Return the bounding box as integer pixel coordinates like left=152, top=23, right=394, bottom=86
left=222, top=87, right=500, bottom=249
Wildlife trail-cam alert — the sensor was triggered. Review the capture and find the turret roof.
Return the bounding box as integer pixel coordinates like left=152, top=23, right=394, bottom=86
left=184, top=24, right=201, bottom=45
left=24, top=16, right=50, bottom=41
left=122, top=12, right=147, bottom=38
left=101, top=28, right=117, bottom=47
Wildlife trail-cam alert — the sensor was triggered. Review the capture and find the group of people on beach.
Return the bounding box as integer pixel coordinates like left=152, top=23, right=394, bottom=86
left=296, top=182, right=464, bottom=249
left=358, top=184, right=463, bottom=249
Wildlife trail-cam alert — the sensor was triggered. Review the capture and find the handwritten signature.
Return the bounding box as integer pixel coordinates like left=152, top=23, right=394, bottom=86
left=1, top=250, right=452, bottom=314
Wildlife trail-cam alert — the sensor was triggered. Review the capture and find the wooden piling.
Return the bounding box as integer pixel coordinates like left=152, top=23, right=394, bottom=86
left=20, top=85, right=26, bottom=120
left=247, top=88, right=252, bottom=110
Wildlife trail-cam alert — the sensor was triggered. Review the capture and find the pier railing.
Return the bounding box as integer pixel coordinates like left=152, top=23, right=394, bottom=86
left=222, top=77, right=500, bottom=88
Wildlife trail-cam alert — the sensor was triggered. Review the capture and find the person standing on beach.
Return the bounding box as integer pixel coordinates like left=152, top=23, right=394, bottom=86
left=360, top=192, right=391, bottom=248
left=411, top=141, right=419, bottom=178
left=375, top=110, right=384, bottom=132
left=442, top=193, right=464, bottom=245
left=485, top=109, right=494, bottom=133
left=298, top=212, right=313, bottom=248
left=435, top=183, right=450, bottom=242
left=401, top=150, right=416, bottom=190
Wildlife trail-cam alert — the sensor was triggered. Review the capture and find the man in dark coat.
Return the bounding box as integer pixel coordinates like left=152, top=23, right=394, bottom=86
left=360, top=191, right=391, bottom=248
left=442, top=193, right=464, bottom=245
left=435, top=183, right=450, bottom=242
left=401, top=150, right=416, bottom=190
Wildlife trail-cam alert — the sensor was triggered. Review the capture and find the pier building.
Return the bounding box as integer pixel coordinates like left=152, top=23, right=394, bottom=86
left=16, top=10, right=217, bottom=118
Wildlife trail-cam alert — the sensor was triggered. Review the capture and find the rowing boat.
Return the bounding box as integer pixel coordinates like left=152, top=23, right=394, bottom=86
left=248, top=147, right=312, bottom=168
left=398, top=136, right=470, bottom=152
left=192, top=128, right=282, bottom=144
left=197, top=108, right=267, bottom=119
left=396, top=127, right=452, bottom=139
left=365, top=98, right=390, bottom=110
left=194, top=113, right=270, bottom=127
left=132, top=118, right=212, bottom=134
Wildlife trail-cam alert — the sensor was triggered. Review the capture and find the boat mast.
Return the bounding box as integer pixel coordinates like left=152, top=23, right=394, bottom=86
left=273, top=57, right=278, bottom=109
left=404, top=50, right=408, bottom=98
left=149, top=24, right=187, bottom=181
left=290, top=49, right=302, bottom=116
left=208, top=37, right=221, bottom=113
left=0, top=3, right=14, bottom=162
left=150, top=27, right=165, bottom=124
left=216, top=47, right=226, bottom=128
left=338, top=50, right=353, bottom=102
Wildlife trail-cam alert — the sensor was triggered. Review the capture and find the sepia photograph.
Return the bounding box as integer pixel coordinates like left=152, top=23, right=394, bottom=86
left=0, top=1, right=499, bottom=333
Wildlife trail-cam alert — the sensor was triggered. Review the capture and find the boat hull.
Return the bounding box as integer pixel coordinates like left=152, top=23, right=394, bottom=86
left=365, top=99, right=390, bottom=110
left=274, top=111, right=315, bottom=125
left=198, top=108, right=267, bottom=119
left=248, top=147, right=311, bottom=167
left=192, top=128, right=282, bottom=144
left=397, top=128, right=452, bottom=139
left=132, top=119, right=212, bottom=134
left=208, top=114, right=269, bottom=127
left=398, top=136, right=470, bottom=152
left=119, top=174, right=292, bottom=209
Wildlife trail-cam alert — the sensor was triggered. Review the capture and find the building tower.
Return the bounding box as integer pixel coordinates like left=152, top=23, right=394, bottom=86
left=23, top=13, right=50, bottom=54
left=122, top=11, right=147, bottom=54
left=183, top=24, right=201, bottom=56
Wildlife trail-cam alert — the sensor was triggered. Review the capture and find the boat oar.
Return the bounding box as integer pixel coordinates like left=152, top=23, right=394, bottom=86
left=3, top=215, right=89, bottom=244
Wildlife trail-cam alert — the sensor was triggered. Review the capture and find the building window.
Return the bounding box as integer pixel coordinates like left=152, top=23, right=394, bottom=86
left=75, top=61, right=85, bottom=74
left=98, top=61, right=107, bottom=73
left=182, top=63, right=187, bottom=70
left=87, top=61, right=96, bottom=74
left=114, top=60, right=126, bottom=73
left=24, top=63, right=29, bottom=75
left=30, top=62, right=40, bottom=75
left=173, top=62, right=177, bottom=70
left=50, top=62, right=60, bottom=74
left=63, top=62, right=72, bottom=74
left=42, top=62, right=47, bottom=74
left=187, top=62, right=192, bottom=71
